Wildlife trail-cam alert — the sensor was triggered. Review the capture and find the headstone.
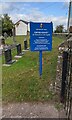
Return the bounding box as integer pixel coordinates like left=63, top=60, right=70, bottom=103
left=24, top=38, right=27, bottom=50
left=15, top=43, right=24, bottom=58
left=4, top=49, right=15, bottom=64
left=16, top=43, right=22, bottom=55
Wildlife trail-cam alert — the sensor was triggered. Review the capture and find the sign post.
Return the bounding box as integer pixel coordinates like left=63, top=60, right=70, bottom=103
left=39, top=51, right=42, bottom=77
left=30, top=22, right=53, bottom=76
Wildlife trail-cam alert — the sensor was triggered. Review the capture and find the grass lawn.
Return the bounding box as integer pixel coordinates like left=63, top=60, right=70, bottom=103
left=2, top=35, right=65, bottom=103
left=5, top=35, right=30, bottom=48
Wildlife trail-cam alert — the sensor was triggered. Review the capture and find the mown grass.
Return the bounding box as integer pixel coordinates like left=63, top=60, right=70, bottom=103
left=5, top=35, right=30, bottom=49
left=2, top=35, right=64, bottom=103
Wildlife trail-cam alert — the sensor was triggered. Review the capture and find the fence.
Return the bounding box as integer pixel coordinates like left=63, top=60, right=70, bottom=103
left=60, top=36, right=72, bottom=119
left=61, top=44, right=72, bottom=119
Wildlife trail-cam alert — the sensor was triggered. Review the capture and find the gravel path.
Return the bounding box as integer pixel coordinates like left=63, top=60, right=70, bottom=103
left=2, top=102, right=66, bottom=119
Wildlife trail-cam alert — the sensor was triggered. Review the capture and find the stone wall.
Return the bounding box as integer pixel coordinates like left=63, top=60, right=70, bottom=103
left=55, top=36, right=72, bottom=95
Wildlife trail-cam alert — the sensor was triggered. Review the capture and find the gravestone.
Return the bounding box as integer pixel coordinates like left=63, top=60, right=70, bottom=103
left=24, top=38, right=27, bottom=50
left=4, top=49, right=15, bottom=64
left=15, top=43, right=24, bottom=58
left=16, top=43, right=22, bottom=55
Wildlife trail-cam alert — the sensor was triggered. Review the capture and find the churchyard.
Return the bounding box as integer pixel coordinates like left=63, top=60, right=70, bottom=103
left=2, top=35, right=64, bottom=103
left=0, top=1, right=72, bottom=119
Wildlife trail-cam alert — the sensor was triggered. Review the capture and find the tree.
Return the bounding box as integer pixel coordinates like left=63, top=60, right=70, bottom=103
left=54, top=25, right=64, bottom=33
left=2, top=14, right=14, bottom=36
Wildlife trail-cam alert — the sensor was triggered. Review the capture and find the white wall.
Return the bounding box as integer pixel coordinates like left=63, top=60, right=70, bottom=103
left=15, top=21, right=28, bottom=36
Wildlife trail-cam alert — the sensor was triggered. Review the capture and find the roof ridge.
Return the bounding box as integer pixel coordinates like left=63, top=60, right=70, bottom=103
left=14, top=19, right=28, bottom=25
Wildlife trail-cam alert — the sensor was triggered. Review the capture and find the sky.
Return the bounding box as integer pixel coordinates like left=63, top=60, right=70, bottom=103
left=0, top=1, right=71, bottom=30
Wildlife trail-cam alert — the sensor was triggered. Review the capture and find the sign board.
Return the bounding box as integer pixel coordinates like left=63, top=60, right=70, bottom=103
left=30, top=22, right=53, bottom=76
left=30, top=22, right=53, bottom=51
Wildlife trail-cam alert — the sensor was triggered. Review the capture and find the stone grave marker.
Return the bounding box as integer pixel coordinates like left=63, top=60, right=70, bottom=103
left=15, top=43, right=24, bottom=58
left=16, top=43, right=22, bottom=55
left=3, top=49, right=15, bottom=65
left=22, top=38, right=29, bottom=52
left=24, top=38, right=27, bottom=50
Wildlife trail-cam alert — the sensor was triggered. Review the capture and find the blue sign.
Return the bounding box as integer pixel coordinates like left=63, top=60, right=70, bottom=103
left=30, top=22, right=53, bottom=77
left=30, top=22, right=53, bottom=51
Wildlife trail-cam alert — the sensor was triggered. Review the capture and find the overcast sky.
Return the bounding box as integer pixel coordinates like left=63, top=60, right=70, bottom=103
left=0, top=1, right=71, bottom=30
